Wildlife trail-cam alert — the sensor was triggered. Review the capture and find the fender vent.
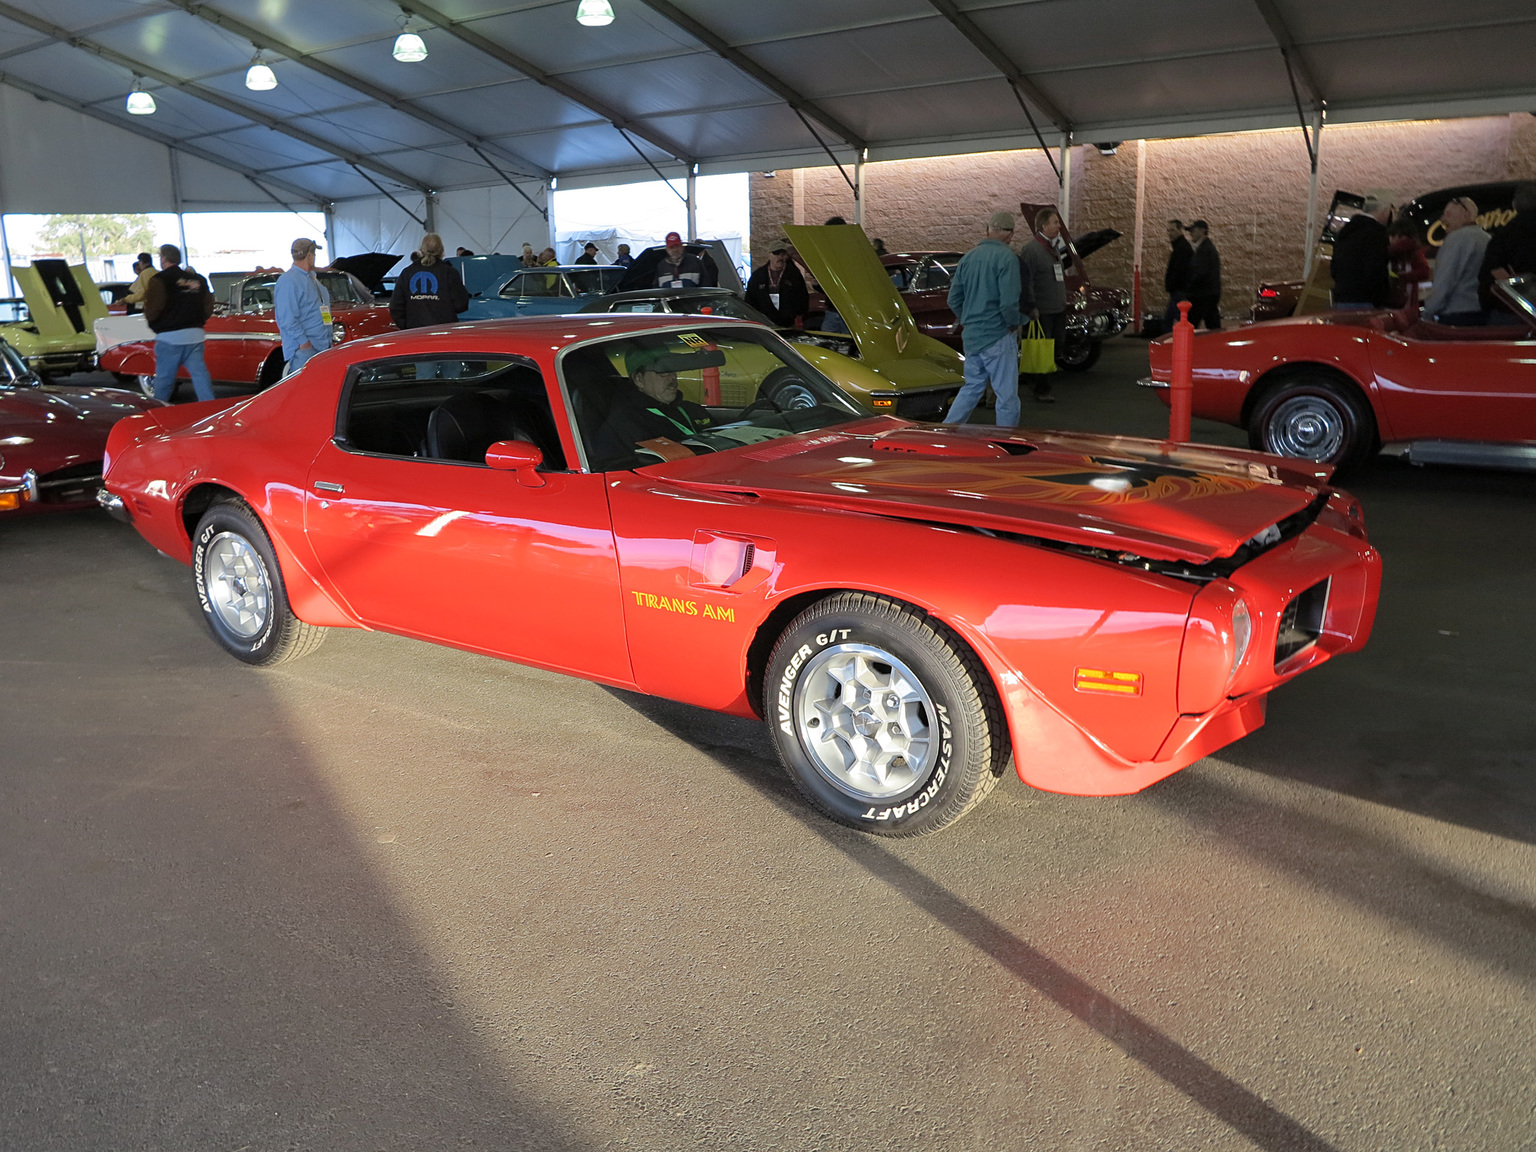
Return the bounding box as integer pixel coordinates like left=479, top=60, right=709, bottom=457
left=1275, top=579, right=1329, bottom=665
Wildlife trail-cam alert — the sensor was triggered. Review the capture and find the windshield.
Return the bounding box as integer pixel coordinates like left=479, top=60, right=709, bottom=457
left=238, top=271, right=365, bottom=311
left=0, top=338, right=29, bottom=383
left=1495, top=275, right=1536, bottom=325
left=558, top=325, right=863, bottom=472
left=0, top=298, right=30, bottom=324
left=668, top=294, right=771, bottom=323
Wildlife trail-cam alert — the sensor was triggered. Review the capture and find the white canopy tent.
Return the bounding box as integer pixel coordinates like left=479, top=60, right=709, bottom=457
left=0, top=0, right=1529, bottom=255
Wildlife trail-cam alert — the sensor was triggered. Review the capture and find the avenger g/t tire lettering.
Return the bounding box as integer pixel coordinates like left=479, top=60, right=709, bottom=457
left=765, top=592, right=1009, bottom=837
left=191, top=501, right=327, bottom=666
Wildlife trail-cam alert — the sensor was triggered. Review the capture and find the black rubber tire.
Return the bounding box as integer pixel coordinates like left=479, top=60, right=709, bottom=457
left=1248, top=373, right=1377, bottom=472
left=764, top=592, right=1009, bottom=837
left=191, top=501, right=327, bottom=666
left=761, top=366, right=819, bottom=411
left=1056, top=335, right=1102, bottom=371
left=257, top=352, right=285, bottom=390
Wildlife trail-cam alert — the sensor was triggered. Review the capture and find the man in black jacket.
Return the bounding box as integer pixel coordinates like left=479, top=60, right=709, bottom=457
left=744, top=246, right=809, bottom=327
left=1480, top=182, right=1536, bottom=320
left=389, top=233, right=469, bottom=329
left=1162, top=219, right=1192, bottom=327
left=1184, top=220, right=1222, bottom=329
left=143, top=244, right=215, bottom=402
left=1331, top=192, right=1394, bottom=308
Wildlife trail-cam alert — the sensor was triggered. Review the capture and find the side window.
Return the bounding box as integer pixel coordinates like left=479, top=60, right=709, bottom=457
left=339, top=356, right=568, bottom=470
left=610, top=302, right=657, bottom=313
left=242, top=282, right=275, bottom=310
left=501, top=272, right=562, bottom=298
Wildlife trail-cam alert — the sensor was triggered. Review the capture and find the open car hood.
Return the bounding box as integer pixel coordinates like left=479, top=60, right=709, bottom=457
left=785, top=224, right=963, bottom=380
left=615, top=241, right=741, bottom=294
left=11, top=261, right=107, bottom=342
left=331, top=252, right=402, bottom=294
left=651, top=419, right=1332, bottom=565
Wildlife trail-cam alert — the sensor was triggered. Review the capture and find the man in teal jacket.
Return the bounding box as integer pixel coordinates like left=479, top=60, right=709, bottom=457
left=943, top=211, right=1022, bottom=426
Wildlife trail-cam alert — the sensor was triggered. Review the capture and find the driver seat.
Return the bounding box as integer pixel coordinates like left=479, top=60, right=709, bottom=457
left=426, top=392, right=529, bottom=463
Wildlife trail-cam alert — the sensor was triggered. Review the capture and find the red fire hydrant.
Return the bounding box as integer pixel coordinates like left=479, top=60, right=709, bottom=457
left=1168, top=299, right=1194, bottom=442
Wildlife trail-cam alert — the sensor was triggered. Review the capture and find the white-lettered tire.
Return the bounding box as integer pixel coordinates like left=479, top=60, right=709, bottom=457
left=191, top=501, right=327, bottom=666
left=764, top=592, right=1009, bottom=836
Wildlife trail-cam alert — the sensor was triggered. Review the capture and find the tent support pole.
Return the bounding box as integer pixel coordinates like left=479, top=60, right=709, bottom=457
left=854, top=148, right=866, bottom=227
left=169, top=147, right=188, bottom=262
left=424, top=192, right=438, bottom=236
left=547, top=178, right=558, bottom=252
left=323, top=202, right=337, bottom=263
left=0, top=211, right=14, bottom=298
left=1058, top=132, right=1073, bottom=227
left=686, top=164, right=698, bottom=240
left=1132, top=139, right=1147, bottom=333
left=1302, top=110, right=1324, bottom=279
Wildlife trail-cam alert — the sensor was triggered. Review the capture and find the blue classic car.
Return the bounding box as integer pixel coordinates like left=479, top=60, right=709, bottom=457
left=448, top=256, right=627, bottom=320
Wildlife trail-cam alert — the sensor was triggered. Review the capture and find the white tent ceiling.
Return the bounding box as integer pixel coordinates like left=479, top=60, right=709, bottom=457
left=0, top=0, right=1532, bottom=211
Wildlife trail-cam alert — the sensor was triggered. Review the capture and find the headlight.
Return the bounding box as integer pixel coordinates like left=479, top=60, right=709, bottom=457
left=1229, top=598, right=1252, bottom=685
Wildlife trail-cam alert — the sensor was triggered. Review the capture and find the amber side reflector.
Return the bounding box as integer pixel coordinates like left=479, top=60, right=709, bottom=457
left=1074, top=667, right=1143, bottom=695
left=872, top=397, right=896, bottom=408
left=0, top=490, right=22, bottom=512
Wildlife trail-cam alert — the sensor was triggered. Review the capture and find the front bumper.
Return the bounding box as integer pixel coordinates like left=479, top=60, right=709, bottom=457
left=97, top=488, right=131, bottom=522
left=870, top=386, right=959, bottom=420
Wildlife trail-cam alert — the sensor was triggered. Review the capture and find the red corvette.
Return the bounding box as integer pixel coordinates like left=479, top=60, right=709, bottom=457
left=0, top=337, right=163, bottom=514
left=1145, top=277, right=1536, bottom=471
left=101, top=315, right=1379, bottom=836
left=98, top=269, right=394, bottom=394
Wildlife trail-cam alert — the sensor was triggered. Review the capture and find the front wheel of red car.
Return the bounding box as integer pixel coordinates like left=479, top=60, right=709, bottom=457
left=764, top=593, right=1009, bottom=837
left=191, top=501, right=327, bottom=666
left=1249, top=374, right=1377, bottom=471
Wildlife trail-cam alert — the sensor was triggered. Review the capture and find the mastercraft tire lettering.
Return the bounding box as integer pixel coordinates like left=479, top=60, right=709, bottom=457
left=764, top=592, right=1008, bottom=837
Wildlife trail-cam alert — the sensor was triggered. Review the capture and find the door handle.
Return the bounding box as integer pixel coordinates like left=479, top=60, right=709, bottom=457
left=313, top=480, right=345, bottom=493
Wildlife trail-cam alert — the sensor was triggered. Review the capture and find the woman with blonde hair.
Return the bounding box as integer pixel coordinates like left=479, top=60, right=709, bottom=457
left=388, top=233, right=469, bottom=329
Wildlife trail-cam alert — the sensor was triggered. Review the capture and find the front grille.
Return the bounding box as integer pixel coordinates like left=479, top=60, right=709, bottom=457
left=38, top=461, right=103, bottom=505
left=1275, top=578, right=1329, bottom=665
left=894, top=391, right=952, bottom=420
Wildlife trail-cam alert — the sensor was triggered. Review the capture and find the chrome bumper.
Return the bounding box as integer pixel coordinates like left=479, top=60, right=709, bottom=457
left=1136, top=376, right=1170, bottom=390
left=96, top=488, right=131, bottom=523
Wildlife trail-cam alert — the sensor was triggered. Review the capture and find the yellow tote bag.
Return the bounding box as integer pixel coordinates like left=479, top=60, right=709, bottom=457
left=1018, top=320, right=1058, bottom=374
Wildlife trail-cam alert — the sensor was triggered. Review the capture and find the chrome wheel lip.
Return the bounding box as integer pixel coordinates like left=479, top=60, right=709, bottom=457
left=1265, top=394, right=1346, bottom=461
left=204, top=531, right=271, bottom=640
left=793, top=642, right=937, bottom=800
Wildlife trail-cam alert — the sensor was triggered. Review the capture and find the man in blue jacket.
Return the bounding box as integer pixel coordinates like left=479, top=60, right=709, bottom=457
left=942, top=211, right=1022, bottom=426
left=274, top=237, right=333, bottom=375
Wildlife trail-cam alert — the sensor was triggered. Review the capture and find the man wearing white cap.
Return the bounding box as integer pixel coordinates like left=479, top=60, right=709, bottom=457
left=942, top=211, right=1023, bottom=427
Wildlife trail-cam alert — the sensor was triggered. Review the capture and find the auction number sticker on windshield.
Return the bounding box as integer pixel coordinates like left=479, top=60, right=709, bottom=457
left=678, top=333, right=708, bottom=348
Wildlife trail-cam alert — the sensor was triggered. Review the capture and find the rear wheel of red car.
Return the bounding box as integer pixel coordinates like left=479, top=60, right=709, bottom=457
left=765, top=593, right=1009, bottom=837
left=1249, top=373, right=1377, bottom=471
left=191, top=501, right=327, bottom=666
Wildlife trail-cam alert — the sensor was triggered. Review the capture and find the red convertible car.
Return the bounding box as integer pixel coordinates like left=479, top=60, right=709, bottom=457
left=101, top=315, right=1379, bottom=836
left=98, top=269, right=394, bottom=395
left=0, top=338, right=162, bottom=514
left=1145, top=276, right=1536, bottom=471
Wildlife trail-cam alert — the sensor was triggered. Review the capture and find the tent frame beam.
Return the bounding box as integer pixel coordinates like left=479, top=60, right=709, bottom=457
left=924, top=0, right=1068, bottom=132
left=163, top=1, right=550, bottom=182
left=395, top=0, right=695, bottom=168
left=0, top=0, right=430, bottom=194
left=633, top=0, right=866, bottom=150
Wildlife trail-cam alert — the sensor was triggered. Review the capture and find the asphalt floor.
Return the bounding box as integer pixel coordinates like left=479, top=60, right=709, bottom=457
left=3, top=339, right=1534, bottom=1151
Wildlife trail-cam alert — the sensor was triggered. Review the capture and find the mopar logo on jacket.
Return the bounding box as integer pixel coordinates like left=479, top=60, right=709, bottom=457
left=409, top=270, right=441, bottom=298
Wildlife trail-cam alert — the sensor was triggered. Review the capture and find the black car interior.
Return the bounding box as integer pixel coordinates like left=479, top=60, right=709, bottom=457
left=341, top=358, right=567, bottom=470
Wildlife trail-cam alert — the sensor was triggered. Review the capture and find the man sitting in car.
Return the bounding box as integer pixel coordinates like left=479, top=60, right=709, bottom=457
left=594, top=344, right=718, bottom=464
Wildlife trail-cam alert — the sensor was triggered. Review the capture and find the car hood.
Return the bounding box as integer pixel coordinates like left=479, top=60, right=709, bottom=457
left=0, top=384, right=163, bottom=467
left=13, top=262, right=107, bottom=342
left=331, top=252, right=402, bottom=294
left=786, top=224, right=964, bottom=381
left=649, top=419, right=1331, bottom=564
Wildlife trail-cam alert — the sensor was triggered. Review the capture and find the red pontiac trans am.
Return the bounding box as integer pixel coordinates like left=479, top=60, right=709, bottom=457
left=98, top=269, right=394, bottom=394
left=1145, top=277, right=1536, bottom=472
left=101, top=314, right=1379, bottom=836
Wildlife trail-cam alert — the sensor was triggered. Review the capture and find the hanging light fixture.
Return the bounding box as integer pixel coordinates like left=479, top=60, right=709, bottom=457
left=245, top=53, right=277, bottom=91
left=393, top=15, right=428, bottom=62
left=576, top=0, right=614, bottom=27
left=125, top=79, right=156, bottom=115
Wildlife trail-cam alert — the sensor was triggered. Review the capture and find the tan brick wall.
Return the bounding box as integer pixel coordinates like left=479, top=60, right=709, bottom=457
left=751, top=114, right=1536, bottom=320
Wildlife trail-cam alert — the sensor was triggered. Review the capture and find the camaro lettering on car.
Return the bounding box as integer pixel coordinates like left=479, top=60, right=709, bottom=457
left=630, top=589, right=735, bottom=621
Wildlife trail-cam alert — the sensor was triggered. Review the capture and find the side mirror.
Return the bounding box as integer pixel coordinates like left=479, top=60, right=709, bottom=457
left=485, top=439, right=545, bottom=487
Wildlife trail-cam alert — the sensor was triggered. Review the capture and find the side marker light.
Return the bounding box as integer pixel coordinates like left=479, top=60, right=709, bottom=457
left=1075, top=668, right=1143, bottom=696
